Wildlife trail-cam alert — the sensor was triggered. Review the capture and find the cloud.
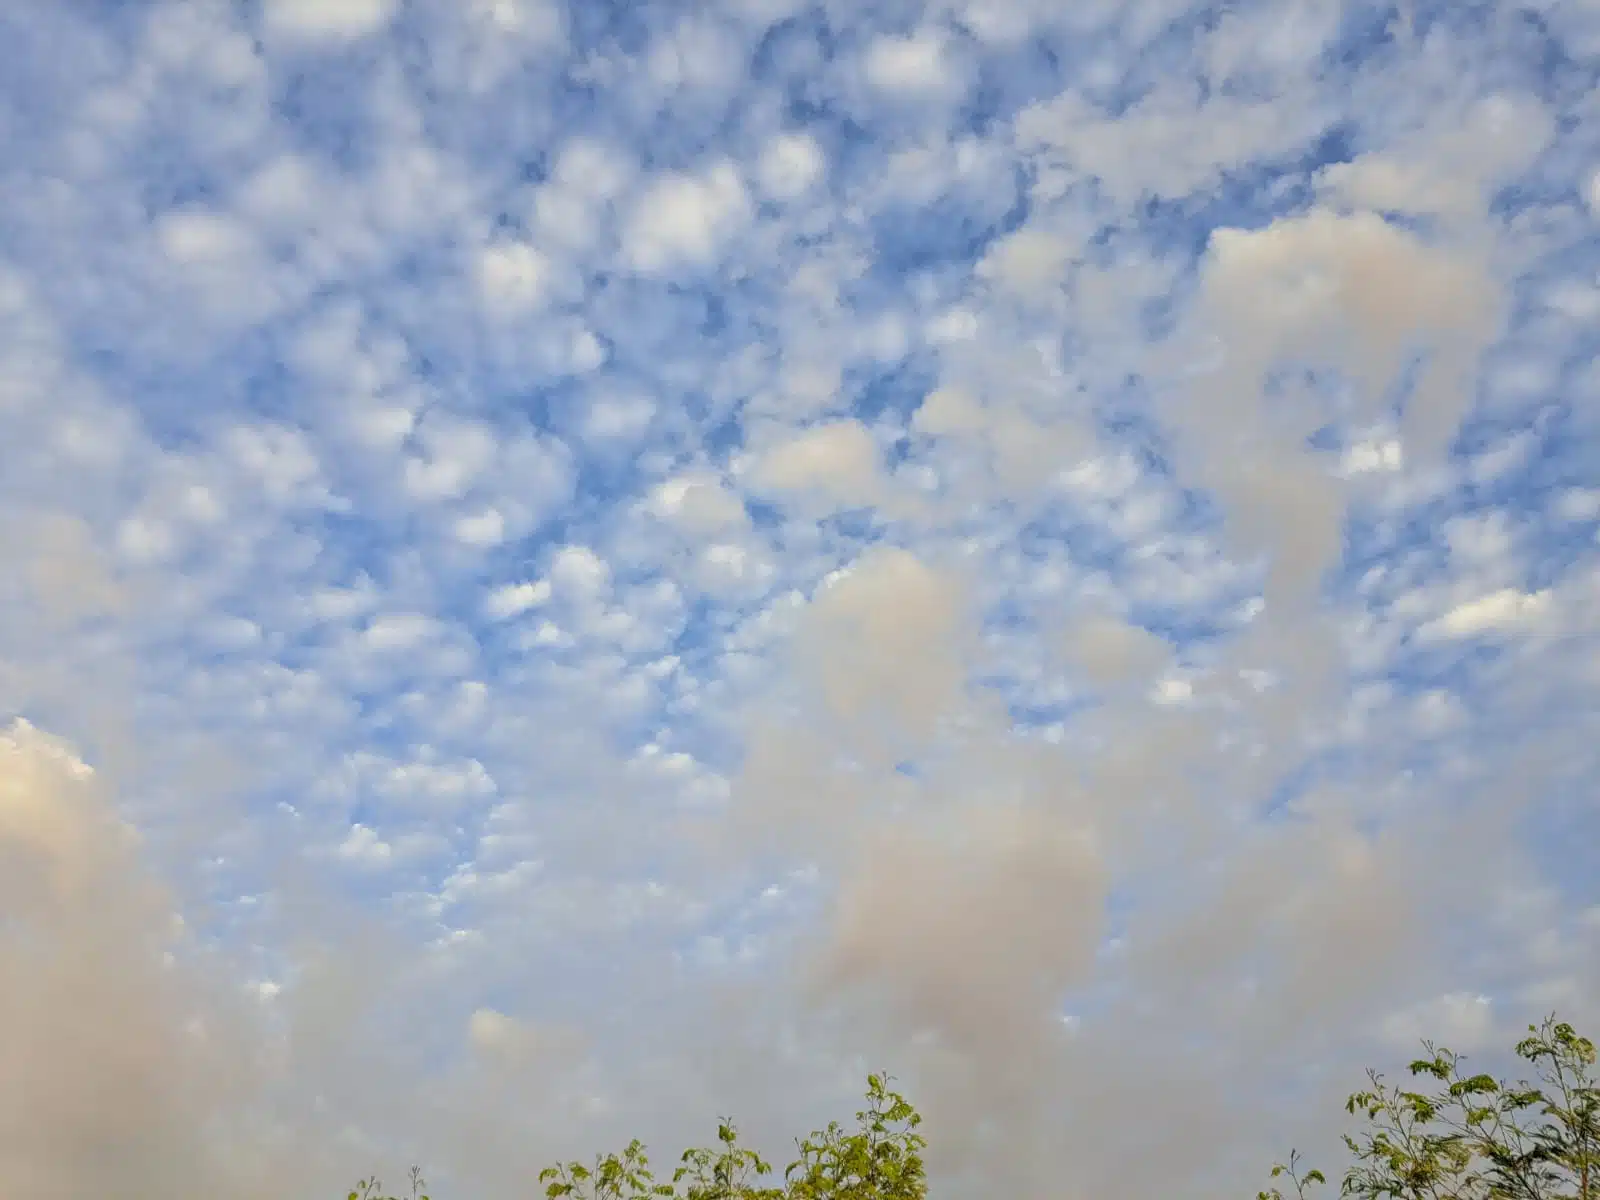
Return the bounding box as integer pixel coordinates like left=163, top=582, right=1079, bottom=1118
left=757, top=132, right=827, bottom=201
left=1, top=3, right=1597, bottom=1199
left=1418, top=587, right=1552, bottom=642
left=621, top=162, right=752, bottom=274
left=485, top=579, right=552, bottom=621
left=0, top=720, right=269, bottom=1200
left=262, top=0, right=396, bottom=42
left=746, top=420, right=884, bottom=513
left=648, top=472, right=750, bottom=536
left=1198, top=209, right=1498, bottom=458
left=807, top=802, right=1105, bottom=1068
left=1057, top=614, right=1171, bottom=690
left=476, top=240, right=551, bottom=315
left=792, top=546, right=969, bottom=757
left=862, top=29, right=953, bottom=97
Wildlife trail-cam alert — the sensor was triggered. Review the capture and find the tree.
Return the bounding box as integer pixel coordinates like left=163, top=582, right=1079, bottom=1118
left=348, top=1165, right=430, bottom=1200
left=783, top=1073, right=928, bottom=1200
left=1257, top=1150, right=1327, bottom=1200
left=1260, top=1014, right=1597, bottom=1200
left=674, top=1119, right=785, bottom=1200
left=524, top=1073, right=925, bottom=1200
left=539, top=1138, right=676, bottom=1200
left=343, top=1017, right=1592, bottom=1200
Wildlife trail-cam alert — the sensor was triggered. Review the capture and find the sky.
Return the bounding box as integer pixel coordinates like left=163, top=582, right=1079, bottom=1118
left=0, top=0, right=1598, bottom=1197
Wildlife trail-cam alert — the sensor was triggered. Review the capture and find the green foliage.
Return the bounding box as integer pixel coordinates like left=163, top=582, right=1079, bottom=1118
left=347, top=1165, right=430, bottom=1200
left=1260, top=1014, right=1598, bottom=1200
left=674, top=1119, right=785, bottom=1200
left=340, top=1015, right=1591, bottom=1200
left=538, top=1138, right=676, bottom=1200
left=783, top=1073, right=928, bottom=1200
left=521, top=1075, right=924, bottom=1200
left=1258, top=1149, right=1327, bottom=1200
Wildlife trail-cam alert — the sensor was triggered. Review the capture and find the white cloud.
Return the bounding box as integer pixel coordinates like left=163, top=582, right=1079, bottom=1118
left=580, top=391, right=656, bottom=447
left=1419, top=588, right=1552, bottom=642
left=471, top=0, right=565, bottom=44
left=452, top=508, right=506, bottom=547
left=262, top=0, right=396, bottom=41
left=476, top=240, right=550, bottom=314
left=336, top=822, right=394, bottom=865
left=549, top=545, right=611, bottom=595
left=648, top=473, right=749, bottom=536
left=976, top=225, right=1078, bottom=297
left=621, top=162, right=751, bottom=273
left=757, top=133, right=826, bottom=200
left=158, top=210, right=256, bottom=267
left=4, top=4, right=1598, bottom=1199
left=236, top=153, right=321, bottom=229
left=863, top=29, right=951, bottom=95
left=1555, top=488, right=1600, bottom=522
left=403, top=416, right=498, bottom=501
left=486, top=580, right=552, bottom=620
left=361, top=613, right=442, bottom=652
left=1339, top=437, right=1404, bottom=477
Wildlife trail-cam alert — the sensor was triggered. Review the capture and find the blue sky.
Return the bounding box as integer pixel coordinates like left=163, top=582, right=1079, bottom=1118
left=1, top=0, right=1598, bottom=1198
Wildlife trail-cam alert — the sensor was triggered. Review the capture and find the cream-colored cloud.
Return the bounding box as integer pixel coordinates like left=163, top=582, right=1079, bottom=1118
left=30, top=744, right=609, bottom=1200
left=648, top=472, right=750, bottom=536
left=912, top=386, right=1093, bottom=502
left=23, top=513, right=124, bottom=628
left=1017, top=87, right=1314, bottom=207
left=911, top=386, right=986, bottom=437
left=792, top=547, right=969, bottom=757
left=1201, top=209, right=1497, bottom=455
left=1319, top=93, right=1553, bottom=226
left=467, top=1008, right=584, bottom=1071
left=748, top=419, right=883, bottom=512
left=975, top=225, right=1078, bottom=297
left=0, top=720, right=268, bottom=1200
left=808, top=804, right=1105, bottom=1059
left=1059, top=614, right=1171, bottom=689
left=1172, top=206, right=1500, bottom=615
left=1317, top=156, right=1482, bottom=221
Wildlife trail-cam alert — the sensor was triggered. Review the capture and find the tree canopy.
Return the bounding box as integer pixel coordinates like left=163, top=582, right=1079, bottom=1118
left=350, top=1015, right=1595, bottom=1200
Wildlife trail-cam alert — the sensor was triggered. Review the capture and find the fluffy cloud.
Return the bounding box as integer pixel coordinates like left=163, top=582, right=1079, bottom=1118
left=621, top=162, right=752, bottom=274
left=746, top=420, right=884, bottom=512
left=262, top=0, right=395, bottom=42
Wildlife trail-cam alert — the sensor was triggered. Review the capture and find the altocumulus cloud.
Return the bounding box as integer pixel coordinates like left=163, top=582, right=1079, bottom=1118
left=1, top=0, right=1599, bottom=1198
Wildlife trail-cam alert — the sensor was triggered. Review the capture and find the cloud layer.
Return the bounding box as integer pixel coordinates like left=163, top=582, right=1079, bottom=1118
left=1, top=1, right=1598, bottom=1198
